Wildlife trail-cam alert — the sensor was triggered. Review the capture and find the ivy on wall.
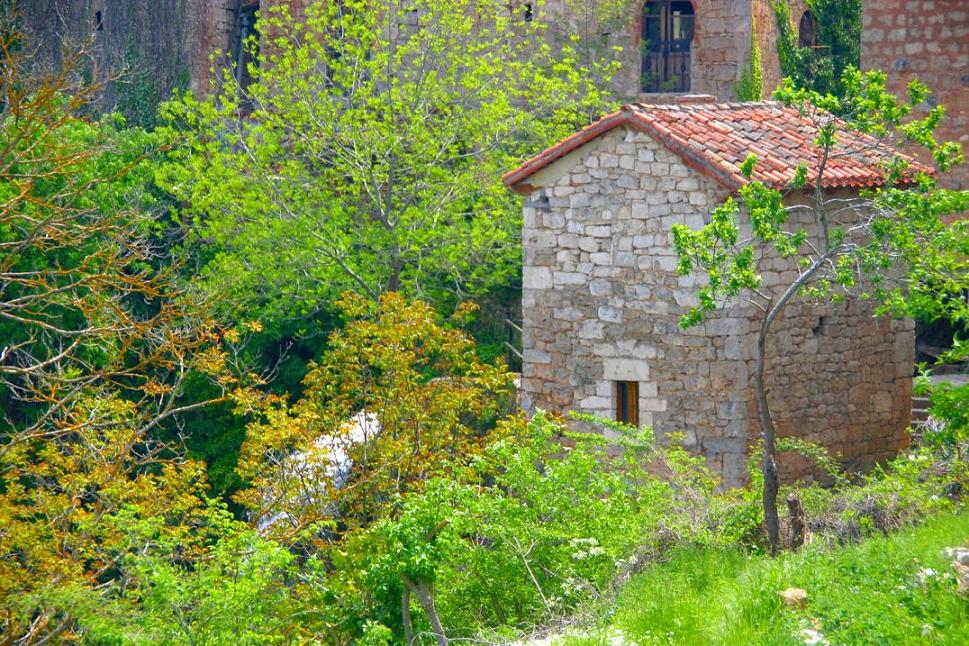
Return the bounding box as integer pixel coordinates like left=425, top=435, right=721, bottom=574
left=770, top=0, right=861, bottom=98
left=735, top=15, right=764, bottom=101
left=115, top=49, right=190, bottom=129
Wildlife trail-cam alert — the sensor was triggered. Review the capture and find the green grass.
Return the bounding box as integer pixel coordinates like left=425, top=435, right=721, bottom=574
left=561, top=511, right=969, bottom=645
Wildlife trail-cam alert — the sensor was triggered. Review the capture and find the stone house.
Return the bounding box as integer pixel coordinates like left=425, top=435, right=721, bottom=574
left=503, top=100, right=920, bottom=485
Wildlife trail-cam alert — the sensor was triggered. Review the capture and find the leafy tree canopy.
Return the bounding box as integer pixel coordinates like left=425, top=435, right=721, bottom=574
left=157, top=0, right=619, bottom=331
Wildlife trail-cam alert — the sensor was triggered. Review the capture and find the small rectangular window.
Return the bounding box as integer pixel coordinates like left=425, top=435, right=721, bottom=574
left=616, top=381, right=639, bottom=426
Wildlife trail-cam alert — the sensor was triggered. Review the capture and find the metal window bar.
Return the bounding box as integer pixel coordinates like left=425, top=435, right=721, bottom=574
left=641, top=1, right=694, bottom=93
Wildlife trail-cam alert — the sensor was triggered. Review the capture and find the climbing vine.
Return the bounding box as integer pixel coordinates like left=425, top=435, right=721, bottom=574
left=770, top=0, right=861, bottom=99
left=735, top=15, right=764, bottom=101
left=115, top=40, right=190, bottom=129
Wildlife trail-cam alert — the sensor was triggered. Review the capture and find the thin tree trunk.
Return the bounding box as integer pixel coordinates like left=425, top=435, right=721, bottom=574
left=401, top=584, right=414, bottom=646
left=755, top=321, right=781, bottom=554
left=404, top=577, right=448, bottom=646
left=787, top=491, right=806, bottom=550
left=754, top=247, right=837, bottom=554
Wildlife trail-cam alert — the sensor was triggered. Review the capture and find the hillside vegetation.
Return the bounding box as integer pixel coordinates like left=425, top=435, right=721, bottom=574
left=1, top=1, right=967, bottom=644
left=563, top=511, right=969, bottom=645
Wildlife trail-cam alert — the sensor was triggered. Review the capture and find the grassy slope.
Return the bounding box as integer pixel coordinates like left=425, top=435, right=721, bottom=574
left=562, top=511, right=969, bottom=645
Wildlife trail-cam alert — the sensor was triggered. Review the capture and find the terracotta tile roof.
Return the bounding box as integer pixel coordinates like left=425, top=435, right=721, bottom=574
left=503, top=101, right=933, bottom=193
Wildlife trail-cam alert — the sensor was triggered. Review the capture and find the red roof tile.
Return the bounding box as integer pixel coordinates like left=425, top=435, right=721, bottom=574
left=502, top=101, right=933, bottom=193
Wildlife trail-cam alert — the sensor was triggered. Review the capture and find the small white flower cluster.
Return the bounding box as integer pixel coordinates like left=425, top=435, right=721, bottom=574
left=800, top=627, right=829, bottom=646
left=569, top=537, right=606, bottom=560
left=915, top=567, right=939, bottom=585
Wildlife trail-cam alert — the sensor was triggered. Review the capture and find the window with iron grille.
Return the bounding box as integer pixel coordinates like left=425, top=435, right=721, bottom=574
left=640, top=1, right=695, bottom=93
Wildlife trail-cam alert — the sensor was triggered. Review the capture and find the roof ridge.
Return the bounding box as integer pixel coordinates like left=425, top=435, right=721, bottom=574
left=626, top=100, right=783, bottom=111
left=503, top=101, right=934, bottom=194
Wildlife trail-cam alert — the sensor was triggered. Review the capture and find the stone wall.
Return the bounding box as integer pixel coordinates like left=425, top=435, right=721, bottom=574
left=16, top=0, right=237, bottom=112
left=755, top=0, right=809, bottom=97
left=18, top=1, right=788, bottom=110
left=542, top=1, right=759, bottom=101
left=861, top=0, right=969, bottom=191
left=685, top=0, right=755, bottom=100
left=521, top=126, right=913, bottom=485
left=14, top=0, right=311, bottom=112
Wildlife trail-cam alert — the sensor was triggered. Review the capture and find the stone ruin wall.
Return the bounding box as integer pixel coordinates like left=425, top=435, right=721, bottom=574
left=17, top=0, right=237, bottom=104
left=754, top=0, right=810, bottom=97
left=18, top=0, right=789, bottom=109
left=684, top=0, right=756, bottom=101
left=862, top=0, right=969, bottom=191
left=521, top=126, right=913, bottom=486
left=15, top=0, right=313, bottom=112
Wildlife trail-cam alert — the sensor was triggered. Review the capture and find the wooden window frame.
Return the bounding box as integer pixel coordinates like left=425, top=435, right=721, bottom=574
left=615, top=381, right=639, bottom=427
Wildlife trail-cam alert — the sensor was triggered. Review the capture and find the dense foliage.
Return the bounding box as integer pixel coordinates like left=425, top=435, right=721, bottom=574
left=236, top=294, right=516, bottom=541
left=0, top=35, right=264, bottom=643
left=158, top=0, right=617, bottom=326
left=771, top=0, right=862, bottom=99
left=2, top=1, right=967, bottom=643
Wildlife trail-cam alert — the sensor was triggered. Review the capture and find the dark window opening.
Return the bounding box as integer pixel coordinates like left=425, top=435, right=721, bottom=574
left=616, top=381, right=640, bottom=426
left=234, top=3, right=260, bottom=96
left=507, top=1, right=534, bottom=23
left=798, top=10, right=817, bottom=48
left=641, top=1, right=695, bottom=93
left=95, top=11, right=104, bottom=31
left=812, top=316, right=826, bottom=337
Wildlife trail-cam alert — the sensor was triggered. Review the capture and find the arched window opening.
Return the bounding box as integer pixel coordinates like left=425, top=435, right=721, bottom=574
left=798, top=10, right=816, bottom=48
left=641, top=1, right=695, bottom=93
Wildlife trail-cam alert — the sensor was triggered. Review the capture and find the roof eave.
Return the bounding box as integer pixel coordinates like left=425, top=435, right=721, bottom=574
left=502, top=106, right=747, bottom=195
left=501, top=111, right=628, bottom=194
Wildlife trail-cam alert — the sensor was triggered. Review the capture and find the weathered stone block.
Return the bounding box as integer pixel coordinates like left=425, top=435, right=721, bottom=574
left=602, top=358, right=650, bottom=381
left=523, top=266, right=552, bottom=289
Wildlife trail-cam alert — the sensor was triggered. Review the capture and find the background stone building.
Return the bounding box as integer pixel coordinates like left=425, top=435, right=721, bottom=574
left=11, top=0, right=310, bottom=121
left=538, top=0, right=809, bottom=101
left=14, top=0, right=818, bottom=119
left=16, top=1, right=967, bottom=125
left=861, top=0, right=969, bottom=191
left=504, top=101, right=917, bottom=485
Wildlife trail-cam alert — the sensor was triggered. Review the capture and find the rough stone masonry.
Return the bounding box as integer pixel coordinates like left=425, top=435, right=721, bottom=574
left=862, top=0, right=969, bottom=192
left=504, top=102, right=916, bottom=486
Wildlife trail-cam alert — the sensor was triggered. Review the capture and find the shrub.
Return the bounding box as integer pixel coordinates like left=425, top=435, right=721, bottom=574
left=330, top=412, right=773, bottom=644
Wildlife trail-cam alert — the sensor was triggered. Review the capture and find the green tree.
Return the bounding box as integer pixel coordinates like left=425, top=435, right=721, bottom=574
left=73, top=508, right=300, bottom=645
left=336, top=413, right=725, bottom=644
left=157, top=0, right=617, bottom=328
left=0, top=32, right=263, bottom=643
left=236, top=293, right=515, bottom=541
left=672, top=69, right=967, bottom=552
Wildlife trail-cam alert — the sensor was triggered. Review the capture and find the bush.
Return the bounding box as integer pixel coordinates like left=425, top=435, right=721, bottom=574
left=327, top=412, right=739, bottom=644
